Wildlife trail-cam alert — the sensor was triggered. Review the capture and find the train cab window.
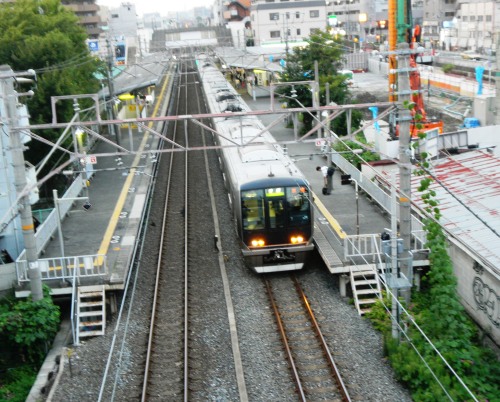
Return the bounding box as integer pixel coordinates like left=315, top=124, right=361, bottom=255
left=242, top=190, right=265, bottom=230
left=287, top=186, right=310, bottom=226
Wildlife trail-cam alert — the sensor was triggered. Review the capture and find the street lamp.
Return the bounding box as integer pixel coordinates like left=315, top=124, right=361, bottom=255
left=359, top=13, right=367, bottom=49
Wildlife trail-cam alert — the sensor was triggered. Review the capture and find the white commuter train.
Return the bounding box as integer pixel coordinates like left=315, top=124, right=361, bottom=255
left=196, top=55, right=315, bottom=273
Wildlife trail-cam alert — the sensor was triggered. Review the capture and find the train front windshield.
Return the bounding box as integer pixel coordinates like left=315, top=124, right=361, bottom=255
left=241, top=185, right=311, bottom=234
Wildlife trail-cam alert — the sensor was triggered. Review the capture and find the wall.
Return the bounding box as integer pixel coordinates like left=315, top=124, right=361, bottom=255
left=0, top=263, right=16, bottom=294
left=449, top=242, right=500, bottom=346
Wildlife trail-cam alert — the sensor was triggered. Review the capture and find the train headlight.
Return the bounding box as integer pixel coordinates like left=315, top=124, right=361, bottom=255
left=251, top=238, right=266, bottom=247
left=290, top=235, right=304, bottom=244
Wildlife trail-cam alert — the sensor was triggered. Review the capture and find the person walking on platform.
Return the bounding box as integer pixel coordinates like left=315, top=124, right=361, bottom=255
left=316, top=165, right=335, bottom=195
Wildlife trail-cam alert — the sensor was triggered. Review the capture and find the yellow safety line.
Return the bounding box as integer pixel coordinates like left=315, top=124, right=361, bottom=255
left=313, top=191, right=347, bottom=240
left=96, top=67, right=172, bottom=264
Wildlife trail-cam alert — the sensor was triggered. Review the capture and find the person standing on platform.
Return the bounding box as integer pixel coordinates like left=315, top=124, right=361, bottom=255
left=316, top=165, right=335, bottom=195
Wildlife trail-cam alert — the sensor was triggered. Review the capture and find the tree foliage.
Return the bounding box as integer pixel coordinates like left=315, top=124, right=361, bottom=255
left=0, top=286, right=60, bottom=365
left=0, top=0, right=102, bottom=165
left=278, top=29, right=362, bottom=135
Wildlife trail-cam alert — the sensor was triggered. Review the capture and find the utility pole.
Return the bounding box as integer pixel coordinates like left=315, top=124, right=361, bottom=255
left=397, top=42, right=413, bottom=304
left=314, top=60, right=320, bottom=138
left=106, top=38, right=120, bottom=146
left=0, top=66, right=43, bottom=301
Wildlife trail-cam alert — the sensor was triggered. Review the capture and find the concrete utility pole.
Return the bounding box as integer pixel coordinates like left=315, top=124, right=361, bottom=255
left=314, top=60, right=320, bottom=138
left=105, top=39, right=120, bottom=146
left=495, top=32, right=500, bottom=125
left=397, top=42, right=413, bottom=303
left=0, top=65, right=43, bottom=301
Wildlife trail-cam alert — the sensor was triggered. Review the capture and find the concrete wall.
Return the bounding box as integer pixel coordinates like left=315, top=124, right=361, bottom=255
left=0, top=263, right=16, bottom=293
left=449, top=241, right=500, bottom=346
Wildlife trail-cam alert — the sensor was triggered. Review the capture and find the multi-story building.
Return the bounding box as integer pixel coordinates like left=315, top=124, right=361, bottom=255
left=102, top=2, right=140, bottom=63
left=61, top=0, right=104, bottom=39
left=250, top=0, right=328, bottom=48
left=452, top=0, right=500, bottom=51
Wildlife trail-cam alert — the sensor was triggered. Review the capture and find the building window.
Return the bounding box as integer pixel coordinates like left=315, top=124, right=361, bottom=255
left=477, top=16, right=483, bottom=22
left=270, top=13, right=279, bottom=21
left=296, top=12, right=300, bottom=19
left=310, top=28, right=320, bottom=34
left=470, top=16, right=476, bottom=22
left=265, top=0, right=275, bottom=2
left=270, top=30, right=281, bottom=38
left=310, top=10, right=319, bottom=18
left=462, top=16, right=468, bottom=22
left=297, top=28, right=301, bottom=35
left=486, top=15, right=492, bottom=22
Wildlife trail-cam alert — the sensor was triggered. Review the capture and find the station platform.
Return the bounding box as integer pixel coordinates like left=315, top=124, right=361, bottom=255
left=14, top=72, right=174, bottom=297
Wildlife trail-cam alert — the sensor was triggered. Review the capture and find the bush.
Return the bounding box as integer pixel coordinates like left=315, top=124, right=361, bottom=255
left=0, top=366, right=37, bottom=402
left=441, top=64, right=454, bottom=74
left=0, top=286, right=60, bottom=365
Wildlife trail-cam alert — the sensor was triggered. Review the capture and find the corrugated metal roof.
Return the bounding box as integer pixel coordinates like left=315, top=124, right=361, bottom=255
left=410, top=151, right=500, bottom=274
left=99, top=52, right=168, bottom=99
left=215, top=47, right=284, bottom=72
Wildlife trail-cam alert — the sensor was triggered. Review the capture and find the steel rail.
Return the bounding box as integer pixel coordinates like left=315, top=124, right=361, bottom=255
left=264, top=279, right=307, bottom=401
left=292, top=276, right=352, bottom=402
left=141, top=61, right=185, bottom=402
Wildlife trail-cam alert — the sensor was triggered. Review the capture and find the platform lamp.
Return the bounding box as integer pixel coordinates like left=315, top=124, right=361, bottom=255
left=359, top=13, right=367, bottom=48
left=378, top=20, right=387, bottom=44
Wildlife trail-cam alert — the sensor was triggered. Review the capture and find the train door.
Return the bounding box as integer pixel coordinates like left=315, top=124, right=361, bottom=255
left=267, top=198, right=285, bottom=229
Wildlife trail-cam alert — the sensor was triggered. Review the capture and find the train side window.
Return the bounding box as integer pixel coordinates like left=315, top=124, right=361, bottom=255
left=242, top=191, right=264, bottom=230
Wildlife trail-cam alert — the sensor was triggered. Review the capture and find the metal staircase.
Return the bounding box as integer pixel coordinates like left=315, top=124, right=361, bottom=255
left=75, top=285, right=106, bottom=343
left=350, top=266, right=382, bottom=315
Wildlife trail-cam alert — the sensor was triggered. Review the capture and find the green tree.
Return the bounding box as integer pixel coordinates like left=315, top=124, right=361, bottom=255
left=279, top=29, right=362, bottom=135
left=0, top=0, right=102, bottom=166
left=0, top=286, right=60, bottom=366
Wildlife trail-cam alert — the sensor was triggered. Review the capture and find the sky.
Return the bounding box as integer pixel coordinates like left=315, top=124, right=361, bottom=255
left=96, top=0, right=210, bottom=17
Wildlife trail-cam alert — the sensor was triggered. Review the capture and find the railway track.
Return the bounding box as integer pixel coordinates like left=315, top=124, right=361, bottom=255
left=141, top=56, right=192, bottom=400
left=141, top=56, right=248, bottom=401
left=265, top=275, right=351, bottom=402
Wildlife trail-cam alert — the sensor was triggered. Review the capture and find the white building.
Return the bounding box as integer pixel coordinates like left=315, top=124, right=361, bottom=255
left=454, top=1, right=500, bottom=52
left=0, top=93, right=38, bottom=264
left=102, top=2, right=140, bottom=63
left=250, top=0, right=328, bottom=48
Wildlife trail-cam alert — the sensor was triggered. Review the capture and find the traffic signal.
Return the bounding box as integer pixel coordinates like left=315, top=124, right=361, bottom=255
left=341, top=174, right=352, bottom=185
left=377, top=20, right=387, bottom=29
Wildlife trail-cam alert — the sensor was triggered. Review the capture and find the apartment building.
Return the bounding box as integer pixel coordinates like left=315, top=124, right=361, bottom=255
left=250, top=0, right=328, bottom=47
left=61, top=0, right=104, bottom=39
left=452, top=0, right=500, bottom=51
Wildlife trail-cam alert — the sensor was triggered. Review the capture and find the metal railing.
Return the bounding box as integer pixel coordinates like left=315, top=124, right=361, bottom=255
left=16, top=254, right=107, bottom=284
